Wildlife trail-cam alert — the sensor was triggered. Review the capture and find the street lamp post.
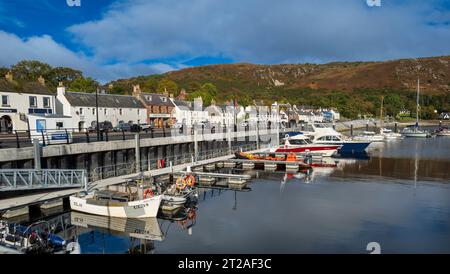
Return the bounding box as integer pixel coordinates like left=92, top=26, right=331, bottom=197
left=96, top=87, right=100, bottom=141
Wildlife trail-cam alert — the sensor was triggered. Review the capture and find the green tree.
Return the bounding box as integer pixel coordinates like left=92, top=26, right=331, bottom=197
left=187, top=83, right=218, bottom=106
left=0, top=67, right=9, bottom=77
left=11, top=60, right=52, bottom=82
left=68, top=77, right=100, bottom=92
left=142, top=78, right=159, bottom=93
left=157, top=79, right=178, bottom=94
left=109, top=85, right=125, bottom=94
left=46, top=67, right=83, bottom=88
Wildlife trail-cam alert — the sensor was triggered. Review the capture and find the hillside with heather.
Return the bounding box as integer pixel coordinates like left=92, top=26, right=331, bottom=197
left=107, top=56, right=450, bottom=119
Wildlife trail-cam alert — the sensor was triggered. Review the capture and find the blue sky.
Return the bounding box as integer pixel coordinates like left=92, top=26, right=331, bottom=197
left=0, top=0, right=449, bottom=82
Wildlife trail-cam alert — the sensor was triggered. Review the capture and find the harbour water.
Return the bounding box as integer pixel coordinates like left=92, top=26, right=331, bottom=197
left=15, top=137, right=450, bottom=254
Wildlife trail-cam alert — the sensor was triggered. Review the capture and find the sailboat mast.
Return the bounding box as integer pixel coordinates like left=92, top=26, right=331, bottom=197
left=380, top=96, right=384, bottom=129
left=416, top=78, right=420, bottom=125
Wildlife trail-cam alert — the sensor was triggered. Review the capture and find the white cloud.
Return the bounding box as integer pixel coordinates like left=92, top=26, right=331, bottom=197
left=0, top=30, right=179, bottom=82
left=68, top=0, right=450, bottom=64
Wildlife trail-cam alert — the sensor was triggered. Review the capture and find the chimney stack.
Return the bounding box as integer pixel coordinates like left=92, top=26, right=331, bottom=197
left=57, top=82, right=66, bottom=96
left=38, top=75, right=45, bottom=86
left=133, top=84, right=142, bottom=97
left=5, top=71, right=13, bottom=82
left=132, top=84, right=141, bottom=96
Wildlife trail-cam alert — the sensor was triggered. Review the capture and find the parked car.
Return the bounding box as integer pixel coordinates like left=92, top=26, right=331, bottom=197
left=139, top=123, right=152, bottom=132
left=114, top=123, right=131, bottom=132
left=130, top=124, right=141, bottom=132
left=88, top=121, right=113, bottom=132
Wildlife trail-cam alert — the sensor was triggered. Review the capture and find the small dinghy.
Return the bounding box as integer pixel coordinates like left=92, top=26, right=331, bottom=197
left=70, top=182, right=162, bottom=218
left=161, top=169, right=198, bottom=212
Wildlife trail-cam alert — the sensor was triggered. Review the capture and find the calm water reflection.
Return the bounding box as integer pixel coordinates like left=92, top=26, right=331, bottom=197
left=28, top=138, right=450, bottom=253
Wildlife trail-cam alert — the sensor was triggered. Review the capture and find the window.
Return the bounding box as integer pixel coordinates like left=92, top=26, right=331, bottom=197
left=79, top=108, right=83, bottom=115
left=161, top=97, right=167, bottom=102
left=56, top=122, right=64, bottom=129
left=29, top=96, right=37, bottom=107
left=43, top=97, right=51, bottom=108
left=1, top=95, right=9, bottom=106
left=119, top=108, right=123, bottom=115
left=289, top=139, right=307, bottom=145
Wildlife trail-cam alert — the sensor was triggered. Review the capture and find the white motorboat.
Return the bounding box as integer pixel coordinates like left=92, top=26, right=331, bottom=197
left=274, top=135, right=341, bottom=157
left=436, top=127, right=450, bottom=136
left=70, top=188, right=162, bottom=218
left=0, top=220, right=78, bottom=254
left=307, top=123, right=372, bottom=154
left=352, top=131, right=385, bottom=142
left=380, top=128, right=402, bottom=139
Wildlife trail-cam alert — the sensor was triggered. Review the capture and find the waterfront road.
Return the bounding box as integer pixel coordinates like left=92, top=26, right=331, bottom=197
left=0, top=128, right=171, bottom=149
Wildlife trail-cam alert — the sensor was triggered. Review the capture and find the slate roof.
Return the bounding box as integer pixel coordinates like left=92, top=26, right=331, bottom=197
left=0, top=80, right=53, bottom=95
left=172, top=99, right=193, bottom=110
left=140, top=93, right=175, bottom=107
left=65, top=91, right=145, bottom=108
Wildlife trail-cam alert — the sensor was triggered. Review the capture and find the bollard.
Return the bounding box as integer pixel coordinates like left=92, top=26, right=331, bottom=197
left=135, top=134, right=140, bottom=173
left=33, top=138, right=41, bottom=170
left=394, top=122, right=398, bottom=133
left=366, top=122, right=369, bottom=131
left=350, top=124, right=353, bottom=137
left=194, top=126, right=198, bottom=161
left=439, top=120, right=442, bottom=128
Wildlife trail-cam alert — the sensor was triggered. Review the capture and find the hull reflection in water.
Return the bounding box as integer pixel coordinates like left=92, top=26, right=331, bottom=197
left=70, top=212, right=164, bottom=241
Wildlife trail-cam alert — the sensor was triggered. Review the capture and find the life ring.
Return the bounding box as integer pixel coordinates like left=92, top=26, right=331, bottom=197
left=143, top=189, right=153, bottom=199
left=184, top=174, right=196, bottom=187
left=176, top=177, right=187, bottom=190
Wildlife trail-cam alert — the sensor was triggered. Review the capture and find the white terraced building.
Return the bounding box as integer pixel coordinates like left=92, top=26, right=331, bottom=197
left=56, top=84, right=147, bottom=131
left=0, top=74, right=56, bottom=132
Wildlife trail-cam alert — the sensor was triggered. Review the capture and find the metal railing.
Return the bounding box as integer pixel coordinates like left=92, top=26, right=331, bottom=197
left=0, top=169, right=87, bottom=191
left=89, top=142, right=263, bottom=182
left=0, top=124, right=300, bottom=150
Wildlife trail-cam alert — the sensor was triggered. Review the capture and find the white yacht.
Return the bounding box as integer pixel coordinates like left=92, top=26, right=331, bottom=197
left=402, top=79, right=429, bottom=138
left=307, top=123, right=372, bottom=154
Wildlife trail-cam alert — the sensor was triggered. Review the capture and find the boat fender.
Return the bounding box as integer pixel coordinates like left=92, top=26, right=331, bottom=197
left=143, top=189, right=153, bottom=199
